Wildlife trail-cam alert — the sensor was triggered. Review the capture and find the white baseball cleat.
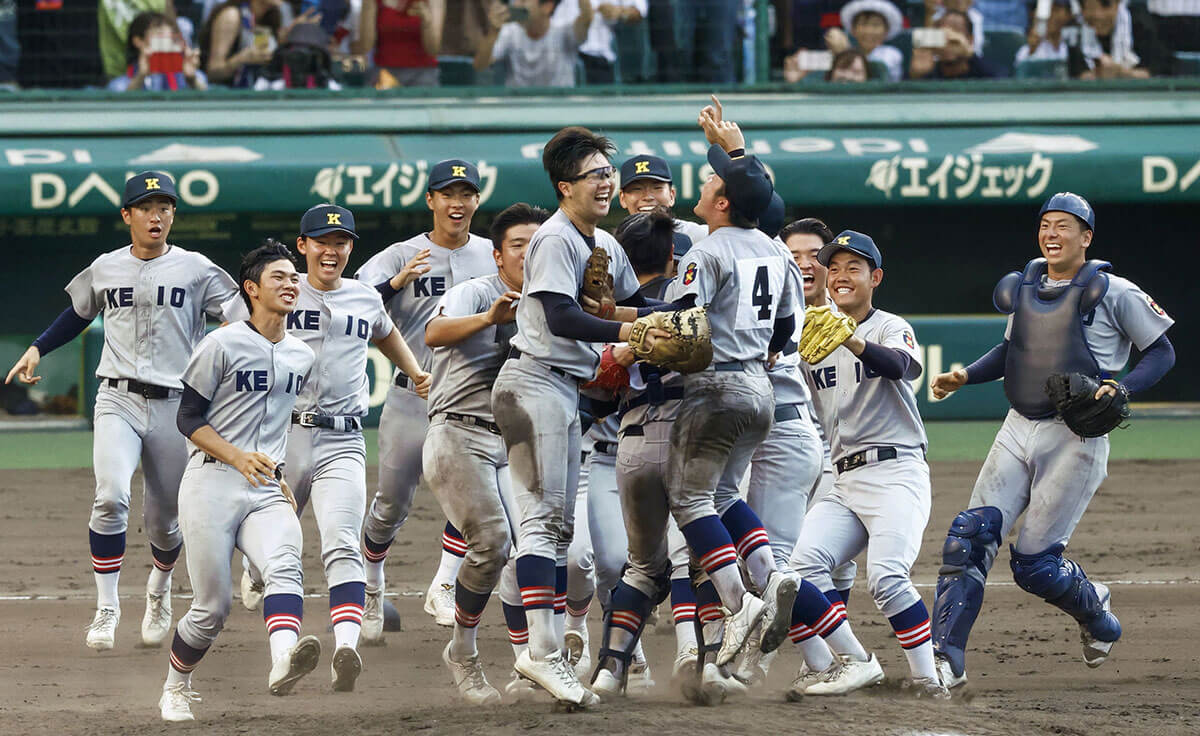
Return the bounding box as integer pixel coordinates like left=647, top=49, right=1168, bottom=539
left=361, top=586, right=385, bottom=646
left=514, top=649, right=600, bottom=708
left=240, top=569, right=264, bottom=611
left=141, top=591, right=172, bottom=647
left=268, top=635, right=321, bottom=695
left=564, top=628, right=591, bottom=679
left=735, top=645, right=777, bottom=686
left=758, top=571, right=800, bottom=654
left=674, top=648, right=702, bottom=703
left=504, top=670, right=541, bottom=702
left=935, top=655, right=966, bottom=690
left=697, top=662, right=736, bottom=706
left=159, top=682, right=201, bottom=722
left=331, top=646, right=362, bottom=692
left=443, top=643, right=501, bottom=705
left=627, top=649, right=656, bottom=695
left=716, top=593, right=764, bottom=667
left=804, top=653, right=884, bottom=696
left=907, top=676, right=952, bottom=700
left=786, top=661, right=824, bottom=701
left=85, top=606, right=120, bottom=651
left=424, top=581, right=456, bottom=627
left=590, top=666, right=624, bottom=698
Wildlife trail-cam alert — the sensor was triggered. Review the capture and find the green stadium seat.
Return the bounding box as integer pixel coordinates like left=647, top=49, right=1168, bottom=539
left=437, top=56, right=477, bottom=86
left=982, top=29, right=1025, bottom=77
left=1015, top=58, right=1068, bottom=79
left=867, top=60, right=891, bottom=80
left=1175, top=51, right=1200, bottom=76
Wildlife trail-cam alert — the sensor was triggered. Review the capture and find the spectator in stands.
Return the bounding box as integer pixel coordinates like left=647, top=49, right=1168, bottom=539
left=1068, top=0, right=1169, bottom=77
left=100, top=0, right=174, bottom=83
left=827, top=47, right=871, bottom=80
left=0, top=0, right=15, bottom=90
left=552, top=0, right=644, bottom=83
left=200, top=0, right=283, bottom=86
left=824, top=0, right=904, bottom=81
left=439, top=0, right=500, bottom=57
left=474, top=0, right=592, bottom=87
left=925, top=0, right=986, bottom=50
left=1148, top=0, right=1200, bottom=52
left=677, top=0, right=738, bottom=83
left=358, top=0, right=444, bottom=87
left=1015, top=0, right=1072, bottom=64
left=910, top=9, right=1002, bottom=77
left=108, top=11, right=208, bottom=90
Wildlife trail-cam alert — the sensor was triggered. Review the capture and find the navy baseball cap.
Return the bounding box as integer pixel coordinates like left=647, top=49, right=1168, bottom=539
left=300, top=204, right=358, bottom=239
left=818, top=230, right=882, bottom=269
left=428, top=159, right=481, bottom=192
left=757, top=192, right=786, bottom=239
left=620, top=155, right=673, bottom=189
left=672, top=231, right=693, bottom=260
left=707, top=145, right=774, bottom=222
left=1039, top=191, right=1095, bottom=231
left=123, top=171, right=177, bottom=207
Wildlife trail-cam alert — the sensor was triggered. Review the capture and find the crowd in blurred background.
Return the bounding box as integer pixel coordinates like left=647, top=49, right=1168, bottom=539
left=0, top=0, right=1197, bottom=91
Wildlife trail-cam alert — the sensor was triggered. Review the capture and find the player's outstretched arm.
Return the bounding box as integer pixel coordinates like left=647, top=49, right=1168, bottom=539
left=931, top=368, right=969, bottom=400
left=375, top=327, right=431, bottom=398
left=425, top=291, right=520, bottom=347
left=5, top=346, right=41, bottom=385
left=933, top=340, right=1009, bottom=399
left=6, top=305, right=94, bottom=385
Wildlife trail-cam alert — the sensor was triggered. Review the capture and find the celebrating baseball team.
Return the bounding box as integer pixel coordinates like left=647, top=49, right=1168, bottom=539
left=4, top=97, right=1176, bottom=723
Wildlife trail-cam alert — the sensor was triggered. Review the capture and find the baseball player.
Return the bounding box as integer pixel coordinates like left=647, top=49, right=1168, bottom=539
left=617, top=153, right=709, bottom=258
left=776, top=231, right=946, bottom=700
left=492, top=126, right=671, bottom=707
left=354, top=160, right=498, bottom=641
left=929, top=193, right=1175, bottom=690
left=159, top=242, right=317, bottom=722
left=422, top=202, right=549, bottom=705
left=225, top=205, right=430, bottom=692
left=5, top=172, right=236, bottom=652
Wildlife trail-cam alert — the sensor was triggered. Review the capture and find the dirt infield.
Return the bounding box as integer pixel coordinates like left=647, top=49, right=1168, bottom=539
left=0, top=460, right=1197, bottom=735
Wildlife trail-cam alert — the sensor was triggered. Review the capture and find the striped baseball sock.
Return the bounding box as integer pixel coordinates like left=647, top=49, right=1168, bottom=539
left=362, top=534, right=391, bottom=589
left=553, top=564, right=568, bottom=648
left=515, top=555, right=557, bottom=657
left=451, top=582, right=491, bottom=659
left=889, top=599, right=937, bottom=680
left=670, top=577, right=698, bottom=656
left=604, top=582, right=649, bottom=677
left=434, top=522, right=467, bottom=586
left=147, top=543, right=181, bottom=595
left=330, top=582, right=365, bottom=650
left=565, top=595, right=591, bottom=634
left=502, top=600, right=529, bottom=660
left=720, top=500, right=776, bottom=590
left=795, top=581, right=869, bottom=663
left=264, top=593, right=303, bottom=662
left=787, top=580, right=843, bottom=671
left=89, top=530, right=124, bottom=610
left=695, top=579, right=725, bottom=659
left=680, top=516, right=746, bottom=612
left=166, top=631, right=209, bottom=687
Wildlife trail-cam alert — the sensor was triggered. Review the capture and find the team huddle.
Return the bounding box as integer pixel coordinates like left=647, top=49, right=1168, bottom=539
left=4, top=100, right=1176, bottom=722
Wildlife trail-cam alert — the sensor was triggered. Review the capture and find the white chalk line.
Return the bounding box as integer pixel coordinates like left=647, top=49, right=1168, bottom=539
left=0, top=578, right=1194, bottom=602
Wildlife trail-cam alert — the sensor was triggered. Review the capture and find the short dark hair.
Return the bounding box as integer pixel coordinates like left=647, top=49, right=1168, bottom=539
left=938, top=9, right=973, bottom=39
left=615, top=207, right=675, bottom=276
left=713, top=181, right=758, bottom=229
left=780, top=217, right=835, bottom=245
left=826, top=49, right=869, bottom=81
left=490, top=202, right=551, bottom=248
left=126, top=11, right=171, bottom=65
left=542, top=126, right=616, bottom=200
left=239, top=239, right=295, bottom=311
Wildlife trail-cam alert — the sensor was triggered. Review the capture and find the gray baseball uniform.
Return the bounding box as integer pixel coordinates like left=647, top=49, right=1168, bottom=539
left=354, top=233, right=496, bottom=547
left=790, top=309, right=929, bottom=618
left=66, top=245, right=235, bottom=552
left=584, top=415, right=625, bottom=608
left=174, top=321, right=315, bottom=650
left=423, top=274, right=521, bottom=596
left=223, top=277, right=392, bottom=590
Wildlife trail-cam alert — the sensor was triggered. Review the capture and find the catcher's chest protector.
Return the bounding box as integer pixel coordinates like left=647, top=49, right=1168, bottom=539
left=994, top=258, right=1110, bottom=419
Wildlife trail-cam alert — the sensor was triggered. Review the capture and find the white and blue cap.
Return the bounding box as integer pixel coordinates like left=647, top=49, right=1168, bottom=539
left=818, top=230, right=882, bottom=269
left=1039, top=192, right=1095, bottom=231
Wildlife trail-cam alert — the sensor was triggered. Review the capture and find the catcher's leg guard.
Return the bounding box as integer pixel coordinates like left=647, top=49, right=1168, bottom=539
left=932, top=506, right=1002, bottom=678
left=1009, top=544, right=1121, bottom=642
left=592, top=581, right=654, bottom=692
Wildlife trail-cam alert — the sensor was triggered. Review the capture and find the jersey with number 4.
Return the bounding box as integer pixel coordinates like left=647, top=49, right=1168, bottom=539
left=665, top=225, right=798, bottom=363
left=806, top=308, right=926, bottom=461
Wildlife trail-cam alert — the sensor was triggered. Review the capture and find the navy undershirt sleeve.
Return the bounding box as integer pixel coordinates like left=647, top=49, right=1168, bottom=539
left=636, top=294, right=694, bottom=317
left=1122, top=334, right=1174, bottom=394
left=964, top=341, right=1008, bottom=385
left=375, top=280, right=399, bottom=303
left=537, top=292, right=623, bottom=344
left=176, top=383, right=212, bottom=438
left=31, top=307, right=92, bottom=356
left=858, top=340, right=911, bottom=381
left=768, top=314, right=794, bottom=354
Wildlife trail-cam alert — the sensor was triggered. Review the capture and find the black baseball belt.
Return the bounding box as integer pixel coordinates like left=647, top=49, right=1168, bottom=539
left=105, top=377, right=175, bottom=400
left=393, top=373, right=410, bottom=389
left=291, top=412, right=363, bottom=432
left=592, top=440, right=617, bottom=456
left=201, top=453, right=283, bottom=480
left=508, top=348, right=573, bottom=380
left=441, top=412, right=502, bottom=435
left=774, top=403, right=803, bottom=423
left=834, top=446, right=898, bottom=474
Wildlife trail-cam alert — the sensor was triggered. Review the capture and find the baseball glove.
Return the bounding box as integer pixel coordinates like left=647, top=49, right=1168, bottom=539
left=581, top=246, right=616, bottom=320
left=581, top=344, right=630, bottom=396
left=628, top=306, right=713, bottom=373
left=1045, top=373, right=1130, bottom=438
left=798, top=306, right=857, bottom=364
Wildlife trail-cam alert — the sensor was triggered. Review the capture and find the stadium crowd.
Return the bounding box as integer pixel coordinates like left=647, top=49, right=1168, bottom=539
left=0, top=0, right=1198, bottom=91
